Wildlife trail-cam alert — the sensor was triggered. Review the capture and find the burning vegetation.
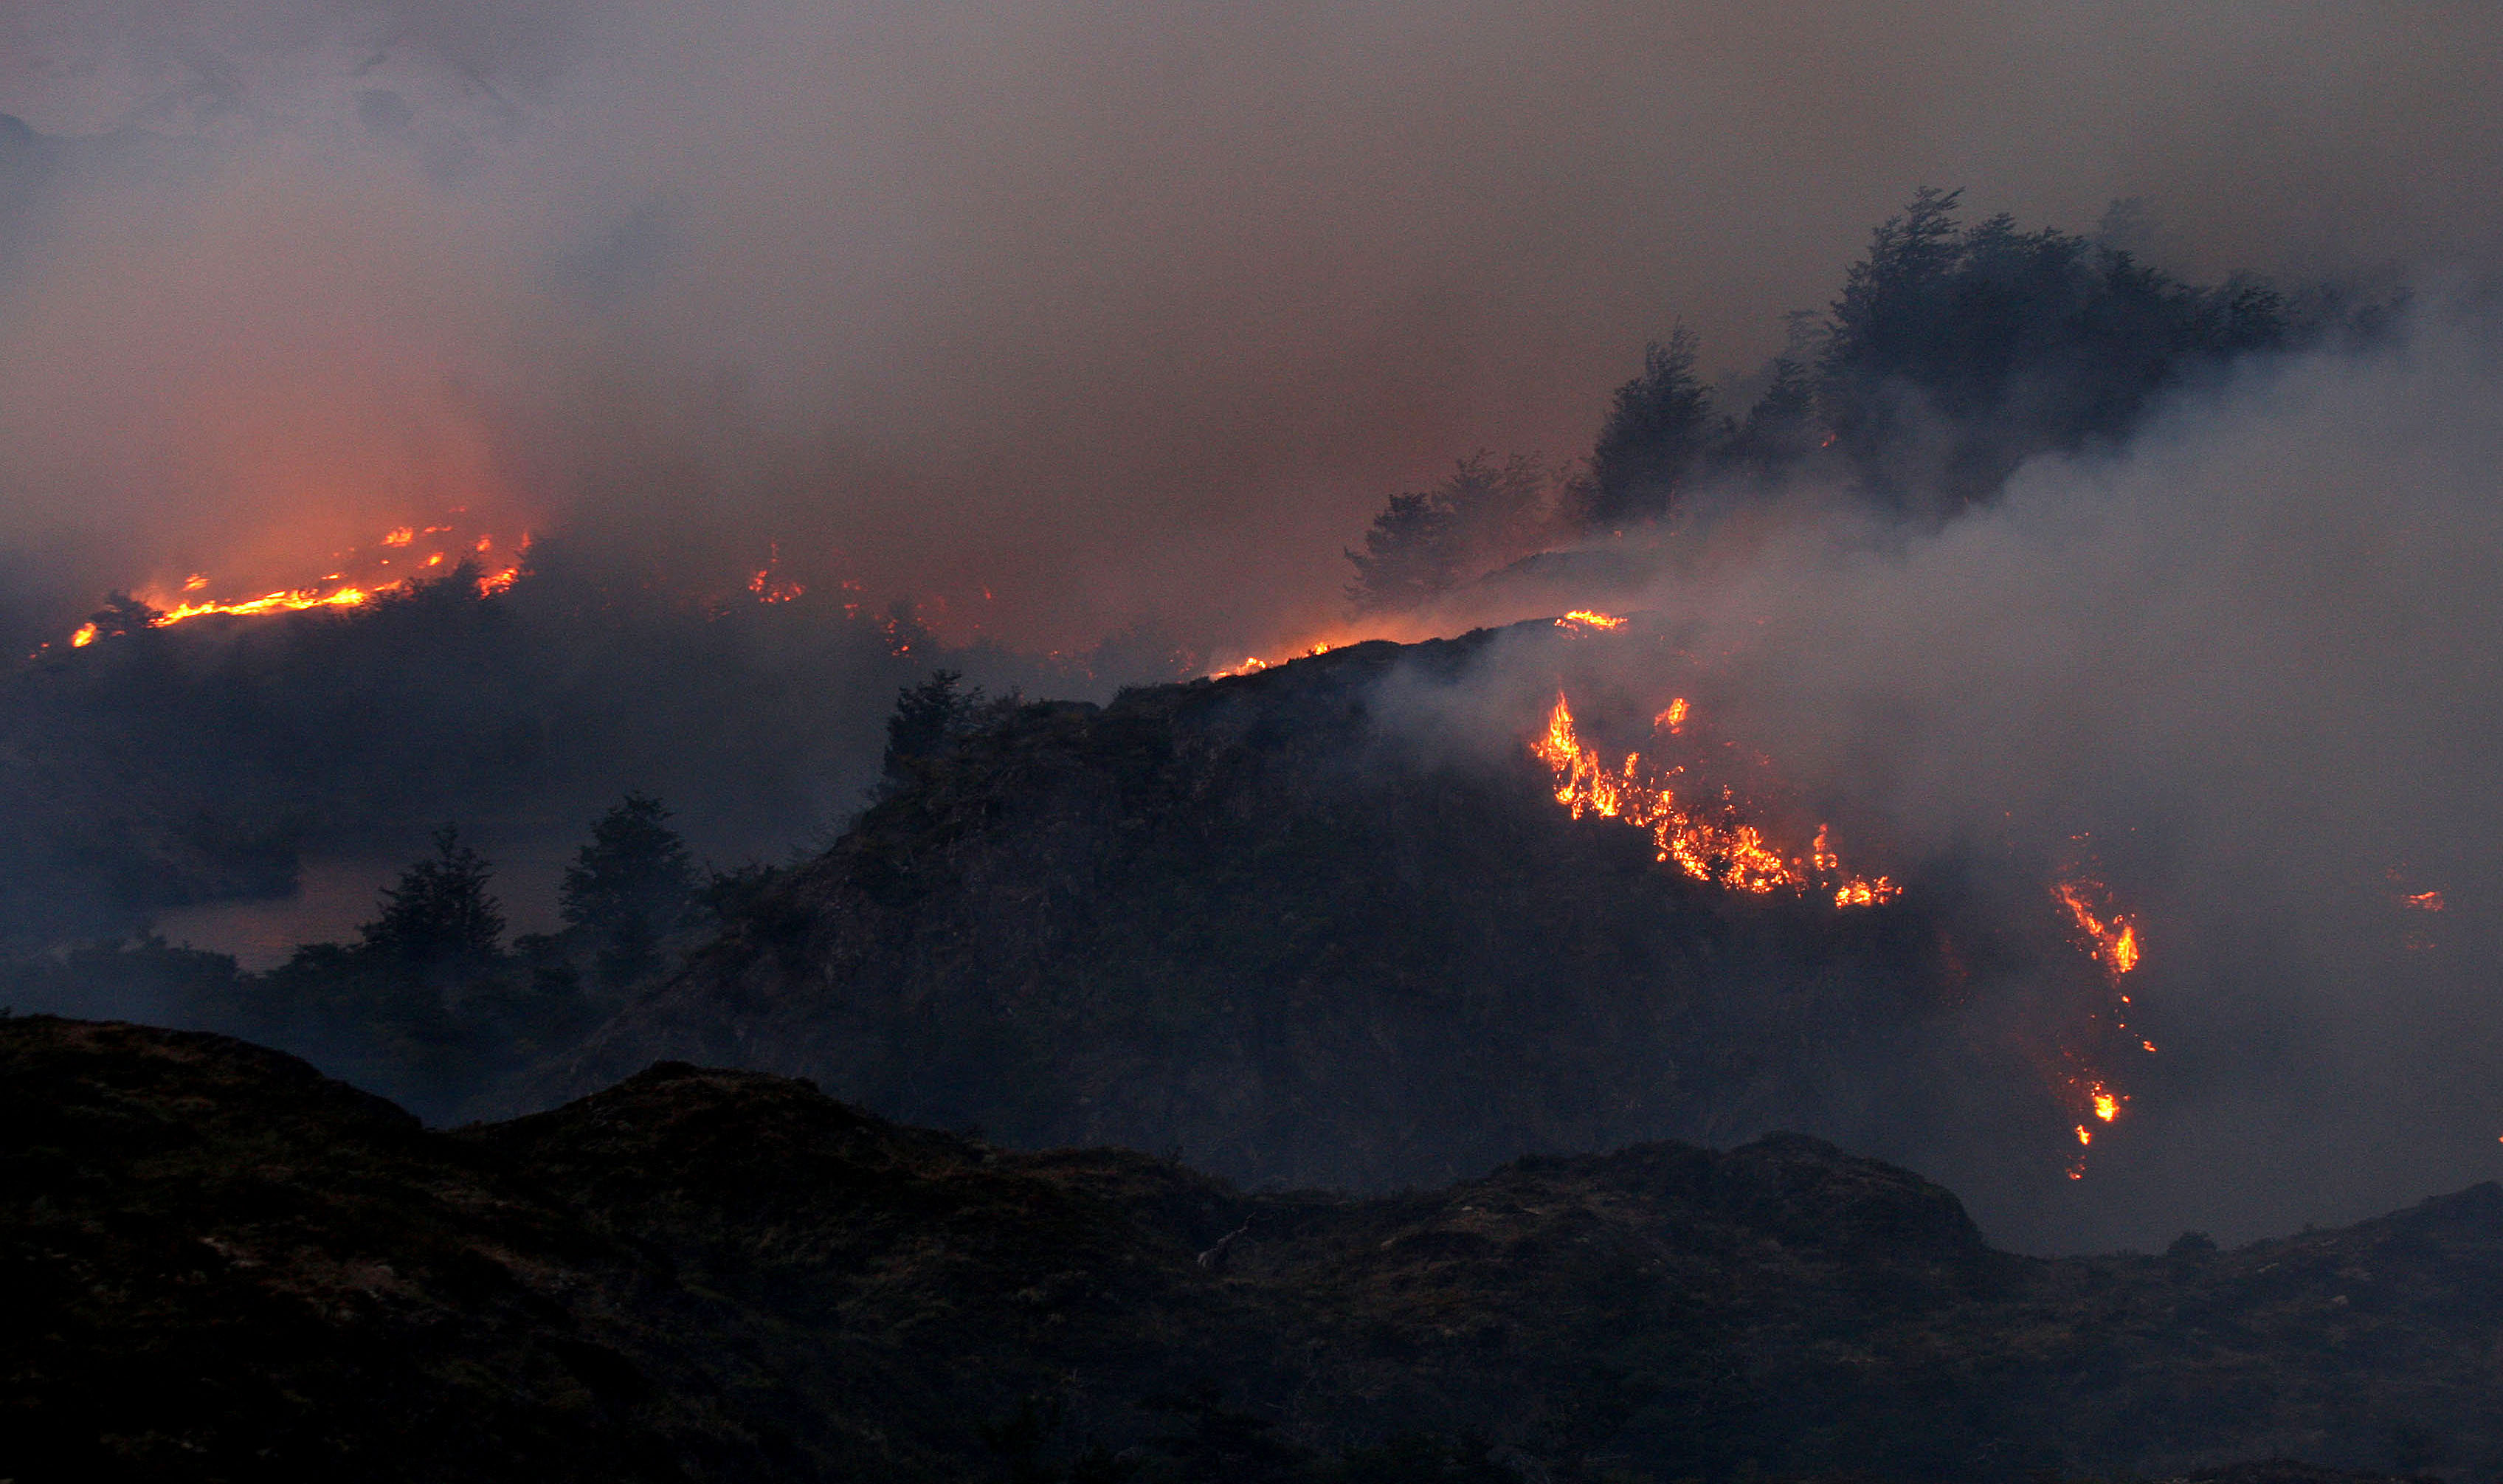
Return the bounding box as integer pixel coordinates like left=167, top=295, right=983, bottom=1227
left=1527, top=665, right=2163, bottom=1178
left=1530, top=691, right=1899, bottom=908
left=2043, top=864, right=2150, bottom=1176
left=53, top=520, right=528, bottom=653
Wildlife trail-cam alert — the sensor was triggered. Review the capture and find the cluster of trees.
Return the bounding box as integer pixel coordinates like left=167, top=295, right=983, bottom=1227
left=2, top=794, right=729, bottom=1120
left=1344, top=454, right=1573, bottom=615
left=0, top=537, right=1192, bottom=954
left=1348, top=188, right=2380, bottom=607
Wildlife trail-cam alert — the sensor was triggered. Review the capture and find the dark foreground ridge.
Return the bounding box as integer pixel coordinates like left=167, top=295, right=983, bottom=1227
left=5, top=1016, right=2496, bottom=1483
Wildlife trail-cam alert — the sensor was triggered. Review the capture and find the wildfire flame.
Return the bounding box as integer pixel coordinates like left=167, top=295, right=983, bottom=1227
left=50, top=520, right=528, bottom=651
left=2055, top=878, right=2141, bottom=978
left=1209, top=641, right=1340, bottom=680
left=749, top=542, right=807, bottom=604
left=1530, top=694, right=1898, bottom=907
left=2050, top=867, right=2150, bottom=1178
left=1557, top=610, right=1629, bottom=631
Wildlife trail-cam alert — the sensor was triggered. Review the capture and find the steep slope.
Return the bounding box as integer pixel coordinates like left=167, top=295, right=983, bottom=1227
left=7, top=1015, right=2499, bottom=1482
left=548, top=627, right=2031, bottom=1193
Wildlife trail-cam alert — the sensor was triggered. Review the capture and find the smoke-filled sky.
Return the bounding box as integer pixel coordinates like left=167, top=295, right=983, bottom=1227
left=1400, top=306, right=2503, bottom=1251
left=4, top=0, right=2502, bottom=650
left=10, top=0, right=2503, bottom=1252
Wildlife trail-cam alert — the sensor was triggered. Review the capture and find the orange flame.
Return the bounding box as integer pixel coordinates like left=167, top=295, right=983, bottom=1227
left=1207, top=640, right=1346, bottom=679
left=1531, top=694, right=1897, bottom=906
left=57, top=521, right=528, bottom=649
left=2055, top=879, right=2140, bottom=978
left=1557, top=610, right=1628, bottom=631
left=2049, top=863, right=2150, bottom=1176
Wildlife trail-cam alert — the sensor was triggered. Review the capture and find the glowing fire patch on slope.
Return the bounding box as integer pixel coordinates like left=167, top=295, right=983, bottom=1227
left=2051, top=867, right=2148, bottom=1178
left=49, top=520, right=527, bottom=652
left=1530, top=693, right=1899, bottom=907
left=749, top=542, right=806, bottom=604
left=1535, top=683, right=2161, bottom=1176
left=2055, top=879, right=2141, bottom=977
left=1211, top=642, right=1336, bottom=679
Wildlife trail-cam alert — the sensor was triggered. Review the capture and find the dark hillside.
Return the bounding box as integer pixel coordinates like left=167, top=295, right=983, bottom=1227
left=546, top=625, right=2030, bottom=1192
left=528, top=618, right=2132, bottom=1211
left=6, top=1015, right=2498, bottom=1482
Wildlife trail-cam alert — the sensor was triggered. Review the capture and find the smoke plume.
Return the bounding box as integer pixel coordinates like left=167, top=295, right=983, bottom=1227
left=1422, top=306, right=2503, bottom=1251
left=5, top=1, right=2502, bottom=652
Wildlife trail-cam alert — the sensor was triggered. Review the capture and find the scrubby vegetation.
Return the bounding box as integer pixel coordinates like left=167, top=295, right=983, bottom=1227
left=0, top=553, right=1168, bottom=951
left=4, top=1015, right=2493, bottom=1482
left=2, top=796, right=714, bottom=1120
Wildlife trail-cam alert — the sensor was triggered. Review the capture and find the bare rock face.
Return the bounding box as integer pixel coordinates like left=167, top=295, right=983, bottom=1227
left=10, top=1013, right=2503, bottom=1482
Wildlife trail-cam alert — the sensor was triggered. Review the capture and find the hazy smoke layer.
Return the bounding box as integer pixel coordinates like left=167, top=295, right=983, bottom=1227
left=1493, top=308, right=2503, bottom=1250
left=5, top=1, right=2502, bottom=652
left=9, top=1, right=2503, bottom=1252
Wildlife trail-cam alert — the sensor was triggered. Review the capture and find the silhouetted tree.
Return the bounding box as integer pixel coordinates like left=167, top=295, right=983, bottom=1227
left=1820, top=186, right=2295, bottom=517
left=80, top=592, right=163, bottom=643
left=560, top=793, right=697, bottom=990
left=1345, top=453, right=1561, bottom=613
left=359, top=824, right=504, bottom=970
left=1716, top=355, right=1820, bottom=486
left=883, top=670, right=979, bottom=787
left=1584, top=327, right=1715, bottom=528
left=1345, top=493, right=1449, bottom=614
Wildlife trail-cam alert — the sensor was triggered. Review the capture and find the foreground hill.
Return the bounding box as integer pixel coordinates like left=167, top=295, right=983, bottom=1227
left=6, top=1015, right=2498, bottom=1482
left=547, top=627, right=2071, bottom=1196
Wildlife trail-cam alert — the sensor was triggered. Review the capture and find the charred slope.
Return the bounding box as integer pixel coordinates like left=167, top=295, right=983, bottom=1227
left=5, top=1015, right=2499, bottom=1483
left=548, top=630, right=1996, bottom=1192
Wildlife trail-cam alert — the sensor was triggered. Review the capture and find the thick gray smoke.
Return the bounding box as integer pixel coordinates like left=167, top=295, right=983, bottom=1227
left=4, top=0, right=2502, bottom=651
left=1455, top=308, right=2503, bottom=1252
left=10, top=1, right=2503, bottom=1252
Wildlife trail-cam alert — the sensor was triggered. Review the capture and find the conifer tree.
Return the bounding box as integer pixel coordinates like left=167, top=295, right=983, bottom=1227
left=560, top=794, right=697, bottom=990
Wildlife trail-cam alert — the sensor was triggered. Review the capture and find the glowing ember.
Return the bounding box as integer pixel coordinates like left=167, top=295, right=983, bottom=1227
left=2049, top=865, right=2150, bottom=1178
left=749, top=542, right=806, bottom=604
left=2403, top=889, right=2445, bottom=911
left=1208, top=641, right=1347, bottom=680
left=2055, top=879, right=2141, bottom=978
left=1655, top=698, right=1689, bottom=734
left=1530, top=694, right=1897, bottom=907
